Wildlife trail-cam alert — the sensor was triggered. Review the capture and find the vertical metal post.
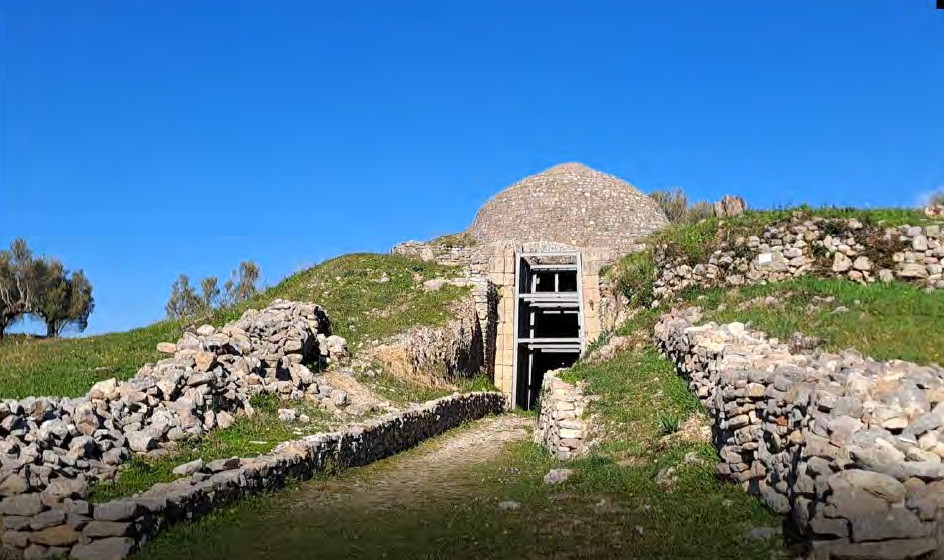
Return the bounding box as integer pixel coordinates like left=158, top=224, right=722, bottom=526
left=576, top=251, right=585, bottom=353
left=510, top=252, right=522, bottom=409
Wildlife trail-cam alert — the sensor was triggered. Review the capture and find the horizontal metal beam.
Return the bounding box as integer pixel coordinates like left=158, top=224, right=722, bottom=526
left=528, top=264, right=579, bottom=271
left=517, top=337, right=582, bottom=344
left=522, top=302, right=580, bottom=310
left=520, top=293, right=579, bottom=302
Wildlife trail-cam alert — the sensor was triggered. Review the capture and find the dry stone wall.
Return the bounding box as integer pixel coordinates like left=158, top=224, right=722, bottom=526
left=655, top=307, right=944, bottom=559
left=533, top=370, right=591, bottom=460
left=653, top=217, right=943, bottom=304
left=0, top=301, right=349, bottom=508
left=0, top=392, right=505, bottom=560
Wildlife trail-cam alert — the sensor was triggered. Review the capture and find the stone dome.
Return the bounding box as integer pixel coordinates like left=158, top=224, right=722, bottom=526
left=467, top=162, right=669, bottom=251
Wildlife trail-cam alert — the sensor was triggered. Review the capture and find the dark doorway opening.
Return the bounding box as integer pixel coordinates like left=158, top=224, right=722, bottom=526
left=513, top=253, right=583, bottom=410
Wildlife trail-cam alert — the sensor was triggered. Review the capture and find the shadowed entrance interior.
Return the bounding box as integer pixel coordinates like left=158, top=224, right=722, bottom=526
left=512, top=253, right=583, bottom=410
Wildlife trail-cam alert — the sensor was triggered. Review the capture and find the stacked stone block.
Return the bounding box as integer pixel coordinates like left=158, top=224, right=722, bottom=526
left=0, top=301, right=349, bottom=518
left=653, top=218, right=944, bottom=303
left=534, top=370, right=591, bottom=460
left=1, top=392, right=505, bottom=560
left=655, top=308, right=944, bottom=559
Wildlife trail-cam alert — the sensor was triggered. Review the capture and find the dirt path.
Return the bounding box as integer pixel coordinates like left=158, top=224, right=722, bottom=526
left=286, top=415, right=532, bottom=512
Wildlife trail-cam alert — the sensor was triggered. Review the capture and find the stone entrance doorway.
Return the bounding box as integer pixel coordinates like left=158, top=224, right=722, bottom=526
left=512, top=252, right=583, bottom=409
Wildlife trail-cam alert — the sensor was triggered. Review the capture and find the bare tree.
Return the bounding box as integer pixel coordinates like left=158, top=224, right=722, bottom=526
left=224, top=261, right=260, bottom=305
left=200, top=276, right=221, bottom=312
left=165, top=275, right=201, bottom=319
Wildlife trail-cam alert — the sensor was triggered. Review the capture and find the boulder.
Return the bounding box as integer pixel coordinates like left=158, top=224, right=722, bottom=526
left=70, top=537, right=135, bottom=560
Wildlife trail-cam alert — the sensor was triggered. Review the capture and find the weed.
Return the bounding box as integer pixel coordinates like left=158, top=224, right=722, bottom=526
left=657, top=413, right=681, bottom=435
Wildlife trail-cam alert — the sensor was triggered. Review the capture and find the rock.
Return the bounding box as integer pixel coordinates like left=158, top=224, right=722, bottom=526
left=172, top=458, right=204, bottom=476
left=29, top=524, right=80, bottom=546
left=193, top=351, right=217, bottom=372
left=832, top=253, right=852, bottom=272
left=70, top=537, right=135, bottom=560
left=82, top=520, right=132, bottom=538
left=206, top=457, right=240, bottom=472
left=44, top=477, right=87, bottom=499
left=497, top=500, right=520, bottom=511
left=852, top=256, right=872, bottom=271
left=422, top=278, right=447, bottom=292
left=24, top=544, right=67, bottom=559
left=0, top=493, right=44, bottom=516
left=543, top=469, right=573, bottom=485
left=93, top=500, right=143, bottom=522
left=89, top=378, right=119, bottom=400
left=277, top=409, right=297, bottom=423
left=195, top=324, right=216, bottom=336
left=216, top=410, right=236, bottom=430
left=848, top=507, right=926, bottom=542
left=29, top=509, right=66, bottom=530
left=828, top=415, right=863, bottom=446
left=330, top=389, right=348, bottom=407
left=830, top=470, right=905, bottom=503
left=898, top=263, right=928, bottom=279
left=126, top=431, right=157, bottom=453
left=156, top=342, right=177, bottom=354
left=714, top=195, right=747, bottom=218
left=0, top=473, right=29, bottom=496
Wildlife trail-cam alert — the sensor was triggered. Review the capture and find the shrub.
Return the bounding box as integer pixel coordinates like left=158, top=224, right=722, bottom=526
left=649, top=189, right=689, bottom=223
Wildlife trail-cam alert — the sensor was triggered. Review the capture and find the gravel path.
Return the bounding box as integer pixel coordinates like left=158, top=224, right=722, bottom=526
left=286, top=414, right=531, bottom=512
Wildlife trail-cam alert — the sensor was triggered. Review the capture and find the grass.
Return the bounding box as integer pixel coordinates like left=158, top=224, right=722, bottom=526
left=429, top=232, right=478, bottom=249
left=608, top=204, right=943, bottom=311
left=0, top=253, right=469, bottom=399
left=88, top=394, right=341, bottom=502
left=563, top=310, right=702, bottom=458
left=693, top=277, right=944, bottom=366
left=0, top=321, right=182, bottom=399
left=357, top=372, right=499, bottom=407
left=133, top=418, right=783, bottom=560
left=130, top=298, right=785, bottom=559
left=649, top=206, right=938, bottom=266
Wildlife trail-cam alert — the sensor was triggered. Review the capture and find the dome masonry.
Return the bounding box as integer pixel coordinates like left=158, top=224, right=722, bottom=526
left=467, top=162, right=669, bottom=251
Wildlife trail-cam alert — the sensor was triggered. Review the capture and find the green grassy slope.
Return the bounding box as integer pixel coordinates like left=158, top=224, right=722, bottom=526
left=0, top=253, right=468, bottom=399
left=696, top=277, right=944, bottom=366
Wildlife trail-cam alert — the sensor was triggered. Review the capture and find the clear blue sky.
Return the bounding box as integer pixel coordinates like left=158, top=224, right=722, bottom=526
left=2, top=0, right=942, bottom=335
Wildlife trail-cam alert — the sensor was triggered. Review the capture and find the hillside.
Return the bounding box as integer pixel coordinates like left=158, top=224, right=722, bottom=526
left=0, top=253, right=469, bottom=399
left=4, top=206, right=944, bottom=560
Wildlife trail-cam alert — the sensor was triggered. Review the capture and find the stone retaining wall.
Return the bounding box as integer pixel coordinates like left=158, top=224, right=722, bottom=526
left=0, top=301, right=349, bottom=507
left=653, top=217, right=943, bottom=304
left=0, top=392, right=505, bottom=560
left=534, top=370, right=591, bottom=460
left=655, top=308, right=944, bottom=559
left=358, top=294, right=486, bottom=386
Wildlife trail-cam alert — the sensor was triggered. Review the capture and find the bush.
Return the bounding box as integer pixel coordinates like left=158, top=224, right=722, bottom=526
left=649, top=189, right=717, bottom=225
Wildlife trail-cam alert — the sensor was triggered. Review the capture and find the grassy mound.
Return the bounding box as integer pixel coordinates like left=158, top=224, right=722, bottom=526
left=0, top=253, right=469, bottom=399
left=608, top=205, right=943, bottom=310
left=696, top=277, right=944, bottom=366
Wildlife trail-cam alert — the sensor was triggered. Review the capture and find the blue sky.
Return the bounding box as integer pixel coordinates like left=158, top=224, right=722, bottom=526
left=2, top=0, right=942, bottom=335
